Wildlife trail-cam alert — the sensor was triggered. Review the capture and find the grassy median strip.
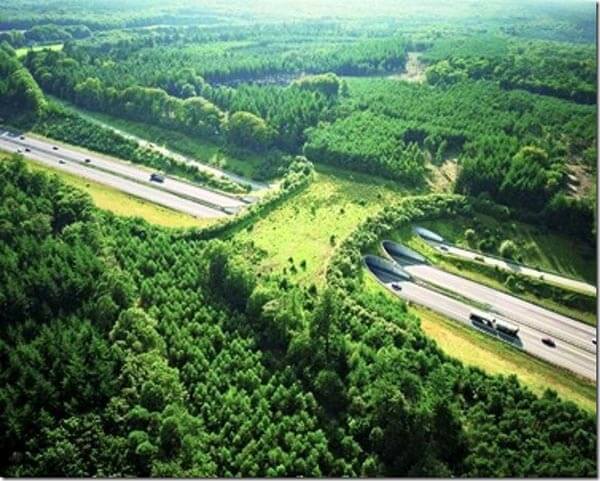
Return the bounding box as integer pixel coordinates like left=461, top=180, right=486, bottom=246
left=21, top=157, right=213, bottom=228
left=389, top=225, right=596, bottom=326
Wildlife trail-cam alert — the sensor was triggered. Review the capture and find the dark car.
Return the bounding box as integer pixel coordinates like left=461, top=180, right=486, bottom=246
left=593, top=338, right=596, bottom=345
left=542, top=337, right=556, bottom=348
left=150, top=172, right=165, bottom=183
left=52, top=146, right=59, bottom=151
left=391, top=282, right=402, bottom=291
left=25, top=147, right=30, bottom=152
left=19, top=135, right=25, bottom=140
left=84, top=158, right=91, bottom=163
left=58, top=159, right=65, bottom=164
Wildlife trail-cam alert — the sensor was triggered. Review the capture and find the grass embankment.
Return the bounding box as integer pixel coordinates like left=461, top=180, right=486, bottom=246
left=21, top=157, right=211, bottom=228
left=236, top=165, right=411, bottom=285
left=52, top=99, right=265, bottom=179
left=419, top=215, right=596, bottom=284
left=363, top=274, right=596, bottom=413
left=16, top=43, right=63, bottom=58
left=388, top=218, right=596, bottom=325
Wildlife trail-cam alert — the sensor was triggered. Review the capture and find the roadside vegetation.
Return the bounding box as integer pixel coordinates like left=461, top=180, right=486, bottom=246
left=363, top=274, right=596, bottom=412
left=0, top=0, right=596, bottom=477
left=389, top=219, right=596, bottom=325
left=5, top=153, right=210, bottom=228
left=54, top=99, right=274, bottom=180
left=405, top=214, right=595, bottom=283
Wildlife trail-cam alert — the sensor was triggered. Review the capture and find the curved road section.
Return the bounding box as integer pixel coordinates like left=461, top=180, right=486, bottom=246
left=413, top=226, right=596, bottom=296
left=382, top=240, right=595, bottom=351
left=366, top=248, right=596, bottom=381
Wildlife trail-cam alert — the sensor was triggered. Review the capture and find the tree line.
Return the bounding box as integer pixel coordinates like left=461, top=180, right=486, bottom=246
left=0, top=154, right=595, bottom=477
left=423, top=34, right=596, bottom=104
left=305, top=77, right=595, bottom=237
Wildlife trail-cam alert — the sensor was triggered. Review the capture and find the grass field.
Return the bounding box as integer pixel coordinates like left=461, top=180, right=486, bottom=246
left=16, top=43, right=63, bottom=58
left=52, top=99, right=266, bottom=179
left=236, top=165, right=413, bottom=285
left=363, top=274, right=596, bottom=412
left=19, top=157, right=212, bottom=228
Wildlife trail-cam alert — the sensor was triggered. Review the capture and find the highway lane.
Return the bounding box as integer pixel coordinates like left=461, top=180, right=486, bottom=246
left=59, top=112, right=270, bottom=191
left=374, top=274, right=596, bottom=381
left=0, top=130, right=247, bottom=211
left=402, top=263, right=596, bottom=354
left=0, top=139, right=226, bottom=219
left=431, top=239, right=596, bottom=296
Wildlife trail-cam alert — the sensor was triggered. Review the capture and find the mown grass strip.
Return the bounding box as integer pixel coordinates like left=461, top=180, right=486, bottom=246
left=20, top=156, right=213, bottom=228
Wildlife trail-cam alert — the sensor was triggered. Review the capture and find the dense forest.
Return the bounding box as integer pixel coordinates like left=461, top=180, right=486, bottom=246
left=422, top=35, right=596, bottom=104
left=0, top=0, right=597, bottom=477
left=0, top=158, right=596, bottom=476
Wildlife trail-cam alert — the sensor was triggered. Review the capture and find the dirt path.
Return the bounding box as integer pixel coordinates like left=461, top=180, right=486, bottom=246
left=389, top=52, right=426, bottom=83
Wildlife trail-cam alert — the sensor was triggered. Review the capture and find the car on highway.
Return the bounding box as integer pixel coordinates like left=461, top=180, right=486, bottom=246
left=52, top=146, right=59, bottom=150
left=25, top=148, right=30, bottom=152
left=58, top=160, right=65, bottom=164
left=391, top=282, right=402, bottom=291
left=542, top=337, right=556, bottom=348
left=439, top=245, right=449, bottom=252
left=593, top=338, right=596, bottom=345
left=84, top=158, right=91, bottom=163
left=150, top=172, right=165, bottom=183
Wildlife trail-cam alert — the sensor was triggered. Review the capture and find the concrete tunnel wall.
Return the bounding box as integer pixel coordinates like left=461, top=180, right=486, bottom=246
left=363, top=254, right=413, bottom=283
left=413, top=226, right=444, bottom=243
left=381, top=240, right=427, bottom=265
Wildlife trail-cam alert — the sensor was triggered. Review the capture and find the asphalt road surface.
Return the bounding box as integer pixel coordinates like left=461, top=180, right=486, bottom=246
left=383, top=241, right=596, bottom=378
left=431, top=240, right=596, bottom=296
left=72, top=113, right=270, bottom=191
left=402, top=263, right=596, bottom=354
left=0, top=132, right=227, bottom=219
left=1, top=130, right=247, bottom=211
left=383, top=278, right=596, bottom=381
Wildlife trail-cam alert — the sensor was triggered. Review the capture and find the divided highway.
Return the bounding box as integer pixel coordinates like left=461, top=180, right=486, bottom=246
left=415, top=227, right=596, bottom=296
left=365, top=242, right=597, bottom=381
left=0, top=130, right=250, bottom=218
left=389, top=279, right=595, bottom=380
left=400, top=263, right=595, bottom=353
left=72, top=113, right=269, bottom=191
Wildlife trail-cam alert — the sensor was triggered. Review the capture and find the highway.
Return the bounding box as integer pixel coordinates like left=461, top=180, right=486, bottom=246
left=418, top=231, right=596, bottom=296
left=401, top=263, right=596, bottom=353
left=380, top=278, right=596, bottom=381
left=0, top=130, right=248, bottom=211
left=0, top=132, right=228, bottom=218
left=67, top=111, right=270, bottom=191
left=366, top=248, right=596, bottom=381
